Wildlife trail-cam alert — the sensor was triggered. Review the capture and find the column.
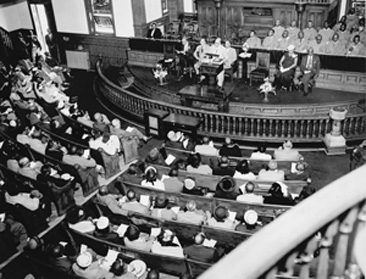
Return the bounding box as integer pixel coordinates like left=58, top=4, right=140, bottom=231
left=131, top=0, right=147, bottom=37
left=323, top=107, right=348, bottom=155
left=295, top=2, right=306, bottom=30
left=213, top=0, right=223, bottom=38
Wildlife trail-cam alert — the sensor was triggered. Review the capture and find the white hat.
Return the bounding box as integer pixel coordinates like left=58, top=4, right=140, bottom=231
left=96, top=216, right=109, bottom=230
left=184, top=178, right=196, bottom=190
left=244, top=210, right=258, bottom=225
left=283, top=140, right=293, bottom=149
left=76, top=252, right=92, bottom=268
left=128, top=260, right=147, bottom=278
left=61, top=173, right=72, bottom=180
left=287, top=44, right=295, bottom=51
left=145, top=166, right=157, bottom=175
left=111, top=118, right=120, bottom=127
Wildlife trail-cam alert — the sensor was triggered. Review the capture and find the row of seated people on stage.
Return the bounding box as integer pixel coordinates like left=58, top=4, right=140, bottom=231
left=22, top=217, right=190, bottom=279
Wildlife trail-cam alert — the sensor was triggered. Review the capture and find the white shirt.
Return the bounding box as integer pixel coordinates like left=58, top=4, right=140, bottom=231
left=89, top=135, right=121, bottom=156
left=236, top=193, right=264, bottom=204
left=5, top=192, right=40, bottom=211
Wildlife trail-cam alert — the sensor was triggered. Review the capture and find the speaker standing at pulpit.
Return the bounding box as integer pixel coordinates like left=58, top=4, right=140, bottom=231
left=210, top=38, right=227, bottom=90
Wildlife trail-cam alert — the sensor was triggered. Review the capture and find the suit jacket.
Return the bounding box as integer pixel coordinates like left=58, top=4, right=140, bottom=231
left=183, top=244, right=216, bottom=263
left=147, top=28, right=162, bottom=39
left=300, top=54, right=320, bottom=76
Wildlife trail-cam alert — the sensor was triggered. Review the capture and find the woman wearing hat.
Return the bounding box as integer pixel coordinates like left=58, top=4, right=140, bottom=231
left=214, top=176, right=239, bottom=200
left=72, top=249, right=109, bottom=279
left=150, top=194, right=177, bottom=221
left=206, top=205, right=237, bottom=230
left=264, top=182, right=295, bottom=206
left=273, top=44, right=298, bottom=91
left=141, top=166, right=165, bottom=190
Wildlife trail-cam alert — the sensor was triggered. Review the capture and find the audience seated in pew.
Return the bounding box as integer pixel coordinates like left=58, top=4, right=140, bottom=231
left=250, top=145, right=272, bottom=161
left=150, top=194, right=177, bottom=221
left=124, top=224, right=154, bottom=252
left=17, top=156, right=43, bottom=181
left=235, top=209, right=261, bottom=232
left=96, top=185, right=129, bottom=216
left=258, top=160, right=285, bottom=181
left=151, top=227, right=184, bottom=258
left=106, top=258, right=147, bottom=279
left=274, top=140, right=302, bottom=161
left=186, top=153, right=212, bottom=175
left=194, top=135, right=219, bottom=156
left=166, top=130, right=194, bottom=151
left=110, top=118, right=150, bottom=144
left=93, top=216, right=124, bottom=244
left=176, top=200, right=209, bottom=225
left=121, top=190, right=150, bottom=216
left=219, top=137, right=242, bottom=158
left=72, top=249, right=110, bottom=279
left=141, top=166, right=165, bottom=190
left=236, top=182, right=264, bottom=204
left=214, top=176, right=239, bottom=200
left=93, top=112, right=111, bottom=133
left=145, top=147, right=166, bottom=166
left=233, top=160, right=257, bottom=180
left=161, top=168, right=184, bottom=193
left=212, top=156, right=235, bottom=176
left=183, top=232, right=221, bottom=263
left=206, top=205, right=237, bottom=230
left=285, top=161, right=311, bottom=181
left=263, top=182, right=295, bottom=206
left=182, top=178, right=208, bottom=196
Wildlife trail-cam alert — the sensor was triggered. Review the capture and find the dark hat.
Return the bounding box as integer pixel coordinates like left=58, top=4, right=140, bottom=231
left=155, top=194, right=168, bottom=208
left=217, top=176, right=236, bottom=192
left=213, top=206, right=229, bottom=221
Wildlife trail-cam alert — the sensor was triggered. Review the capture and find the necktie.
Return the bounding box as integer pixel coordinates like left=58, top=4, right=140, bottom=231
left=307, top=55, right=313, bottom=69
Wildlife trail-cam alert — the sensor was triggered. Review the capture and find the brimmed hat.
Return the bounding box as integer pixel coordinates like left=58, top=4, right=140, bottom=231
left=111, top=118, right=120, bottom=128
left=19, top=157, right=30, bottom=167
left=217, top=176, right=235, bottom=192
left=287, top=44, right=295, bottom=51
left=76, top=251, right=92, bottom=268
left=128, top=260, right=147, bottom=278
left=155, top=194, right=168, bottom=208
left=96, top=216, right=109, bottom=230
left=244, top=210, right=258, bottom=225
left=213, top=206, right=229, bottom=221
left=184, top=178, right=195, bottom=190
left=145, top=166, right=157, bottom=175
left=268, top=160, right=278, bottom=170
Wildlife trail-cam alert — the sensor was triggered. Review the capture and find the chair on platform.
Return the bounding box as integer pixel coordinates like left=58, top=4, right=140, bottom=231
left=249, top=52, right=270, bottom=86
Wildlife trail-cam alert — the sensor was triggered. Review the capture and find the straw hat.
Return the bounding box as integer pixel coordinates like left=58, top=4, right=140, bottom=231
left=184, top=178, right=195, bottom=190
left=96, top=216, right=109, bottom=230
left=244, top=210, right=258, bottom=225
left=76, top=252, right=92, bottom=268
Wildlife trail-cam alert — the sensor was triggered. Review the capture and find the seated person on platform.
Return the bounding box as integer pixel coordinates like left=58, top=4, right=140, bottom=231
left=274, top=140, right=302, bottom=161
left=150, top=194, right=177, bottom=221
left=298, top=47, right=320, bottom=96
left=350, top=19, right=366, bottom=45
left=213, top=156, right=235, bottom=176
left=293, top=31, right=308, bottom=53
left=324, top=32, right=347, bottom=55
left=161, top=168, right=184, bottom=193
left=236, top=182, right=264, bottom=204
left=245, top=30, right=261, bottom=49
left=303, top=20, right=318, bottom=42
left=194, top=135, right=218, bottom=156
left=346, top=7, right=359, bottom=31
left=176, top=36, right=194, bottom=80
left=338, top=23, right=351, bottom=44
left=263, top=181, right=295, bottom=206
left=273, top=44, right=298, bottom=91
left=258, top=160, right=285, bottom=181
left=250, top=145, right=272, bottom=160
left=287, top=20, right=300, bottom=41
left=286, top=161, right=311, bottom=181
left=124, top=225, right=154, bottom=252
left=214, top=176, right=239, bottom=200
left=151, top=228, right=184, bottom=258
left=276, top=30, right=293, bottom=51
left=318, top=20, right=334, bottom=43
left=346, top=35, right=366, bottom=56
left=223, top=40, right=237, bottom=71
left=176, top=200, right=208, bottom=225
left=206, top=205, right=238, bottom=230
left=194, top=36, right=211, bottom=80
left=93, top=216, right=123, bottom=244
left=141, top=166, right=165, bottom=190
left=272, top=19, right=285, bottom=40
left=186, top=153, right=212, bottom=175
left=308, top=34, right=327, bottom=54
left=153, top=63, right=167, bottom=86
left=182, top=178, right=208, bottom=196
left=146, top=22, right=162, bottom=39
left=72, top=250, right=109, bottom=279
left=209, top=37, right=227, bottom=90
left=110, top=118, right=149, bottom=143
left=183, top=232, right=218, bottom=263
left=262, top=29, right=277, bottom=49
left=96, top=186, right=128, bottom=216
left=219, top=137, right=242, bottom=157
left=233, top=159, right=256, bottom=180
left=121, top=190, right=149, bottom=216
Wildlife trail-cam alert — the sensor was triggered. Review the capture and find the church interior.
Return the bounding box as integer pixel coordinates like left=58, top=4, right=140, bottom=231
left=0, top=0, right=366, bottom=278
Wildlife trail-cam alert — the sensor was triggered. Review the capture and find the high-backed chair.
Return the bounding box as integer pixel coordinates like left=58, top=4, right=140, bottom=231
left=249, top=52, right=270, bottom=86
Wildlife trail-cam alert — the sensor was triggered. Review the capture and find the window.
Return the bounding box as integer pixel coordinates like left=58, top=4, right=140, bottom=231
left=161, top=0, right=168, bottom=15
left=90, top=0, right=114, bottom=34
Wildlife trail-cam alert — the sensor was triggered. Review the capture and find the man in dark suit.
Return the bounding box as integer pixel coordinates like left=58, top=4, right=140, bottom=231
left=146, top=22, right=162, bottom=39
left=183, top=232, right=217, bottom=263
left=299, top=47, right=320, bottom=96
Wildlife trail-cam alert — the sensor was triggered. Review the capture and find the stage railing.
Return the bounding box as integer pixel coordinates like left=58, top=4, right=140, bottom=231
left=199, top=165, right=366, bottom=279
left=95, top=60, right=366, bottom=142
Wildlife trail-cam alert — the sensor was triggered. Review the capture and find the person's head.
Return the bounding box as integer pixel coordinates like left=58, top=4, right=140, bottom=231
left=225, top=40, right=231, bottom=48
left=27, top=236, right=43, bottom=251
left=175, top=159, right=186, bottom=170
left=298, top=31, right=304, bottom=39
left=283, top=140, right=293, bottom=150
left=282, top=30, right=289, bottom=38
left=96, top=216, right=110, bottom=234
left=168, top=167, right=178, bottom=177
left=268, top=160, right=278, bottom=171
left=219, top=156, right=229, bottom=167
left=155, top=194, right=168, bottom=209
left=200, top=36, right=207, bottom=46
left=182, top=36, right=188, bottom=45
left=194, top=232, right=205, bottom=245
left=18, top=157, right=30, bottom=168
left=225, top=137, right=232, bottom=145
left=353, top=35, right=360, bottom=44
left=290, top=20, right=297, bottom=28
left=243, top=210, right=258, bottom=226
left=147, top=269, right=160, bottom=279
left=315, top=34, right=322, bottom=44
left=340, top=15, right=347, bottom=23
left=144, top=166, right=158, bottom=183
left=323, top=20, right=329, bottom=29
left=187, top=153, right=201, bottom=168
left=148, top=147, right=159, bottom=161
left=269, top=182, right=288, bottom=197
left=236, top=159, right=250, bottom=174
left=245, top=181, right=256, bottom=194
left=111, top=118, right=121, bottom=129
left=307, top=20, right=313, bottom=28
left=76, top=147, right=85, bottom=157
left=49, top=244, right=64, bottom=258
left=186, top=200, right=197, bottom=212
left=287, top=44, right=295, bottom=54
left=340, top=23, right=347, bottom=32
left=359, top=18, right=365, bottom=27
left=183, top=178, right=196, bottom=191
left=214, top=37, right=222, bottom=47
left=348, top=7, right=355, bottom=15
left=332, top=32, right=339, bottom=42
left=158, top=228, right=175, bottom=244
left=213, top=206, right=229, bottom=222
left=275, top=19, right=281, bottom=27
left=268, top=29, right=274, bottom=37
left=150, top=22, right=157, bottom=29
left=110, top=259, right=125, bottom=276
left=126, top=190, right=137, bottom=201
left=125, top=225, right=140, bottom=241
left=98, top=186, right=109, bottom=196
left=217, top=176, right=235, bottom=193
left=202, top=135, right=211, bottom=145
left=76, top=252, right=93, bottom=269
left=308, top=47, right=314, bottom=56
left=249, top=30, right=256, bottom=37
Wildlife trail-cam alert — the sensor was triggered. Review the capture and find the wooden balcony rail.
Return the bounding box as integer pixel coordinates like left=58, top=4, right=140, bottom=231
left=95, top=60, right=366, bottom=142
left=199, top=165, right=366, bottom=279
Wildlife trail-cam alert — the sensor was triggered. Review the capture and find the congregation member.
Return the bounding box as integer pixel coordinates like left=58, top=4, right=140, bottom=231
left=219, top=137, right=241, bottom=157
left=303, top=20, right=318, bottom=42
left=150, top=194, right=177, bottom=221
left=176, top=36, right=194, bottom=81
left=186, top=153, right=212, bottom=175
left=308, top=34, right=327, bottom=54
left=338, top=23, right=351, bottom=44
left=233, top=160, right=257, bottom=180
left=262, top=29, right=277, bottom=49
left=182, top=178, right=208, bottom=196
left=63, top=145, right=97, bottom=168
left=235, top=210, right=260, bottom=232
left=272, top=19, right=285, bottom=40
left=250, top=145, right=272, bottom=160
left=214, top=176, right=239, bottom=200
left=193, top=36, right=210, bottom=81
left=286, top=20, right=300, bottom=41
left=245, top=30, right=261, bottom=48
left=258, top=161, right=285, bottom=181
left=346, top=35, right=366, bottom=56
left=223, top=40, right=238, bottom=73
left=274, top=140, right=302, bottom=161
left=194, top=135, right=218, bottom=156
left=285, top=161, right=311, bottom=181
left=346, top=8, right=359, bottom=31
left=236, top=182, right=264, bottom=204
left=298, top=47, right=321, bottom=96
left=124, top=225, right=154, bottom=252
left=146, top=22, right=162, bottom=39
left=176, top=200, right=208, bottom=225
left=110, top=118, right=150, bottom=144
left=318, top=21, right=334, bottom=43
left=121, top=190, right=150, bottom=216
left=161, top=168, right=184, bottom=193
left=264, top=182, right=295, bottom=206
left=206, top=205, right=237, bottom=230
left=212, top=156, right=235, bottom=176
left=96, top=186, right=128, bottom=216
left=183, top=232, right=218, bottom=263
left=141, top=166, right=165, bottom=190
left=273, top=45, right=298, bottom=91
left=72, top=249, right=109, bottom=279
left=93, top=112, right=111, bottom=133
left=324, top=33, right=347, bottom=55
left=151, top=228, right=184, bottom=258
left=93, top=216, right=123, bottom=244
